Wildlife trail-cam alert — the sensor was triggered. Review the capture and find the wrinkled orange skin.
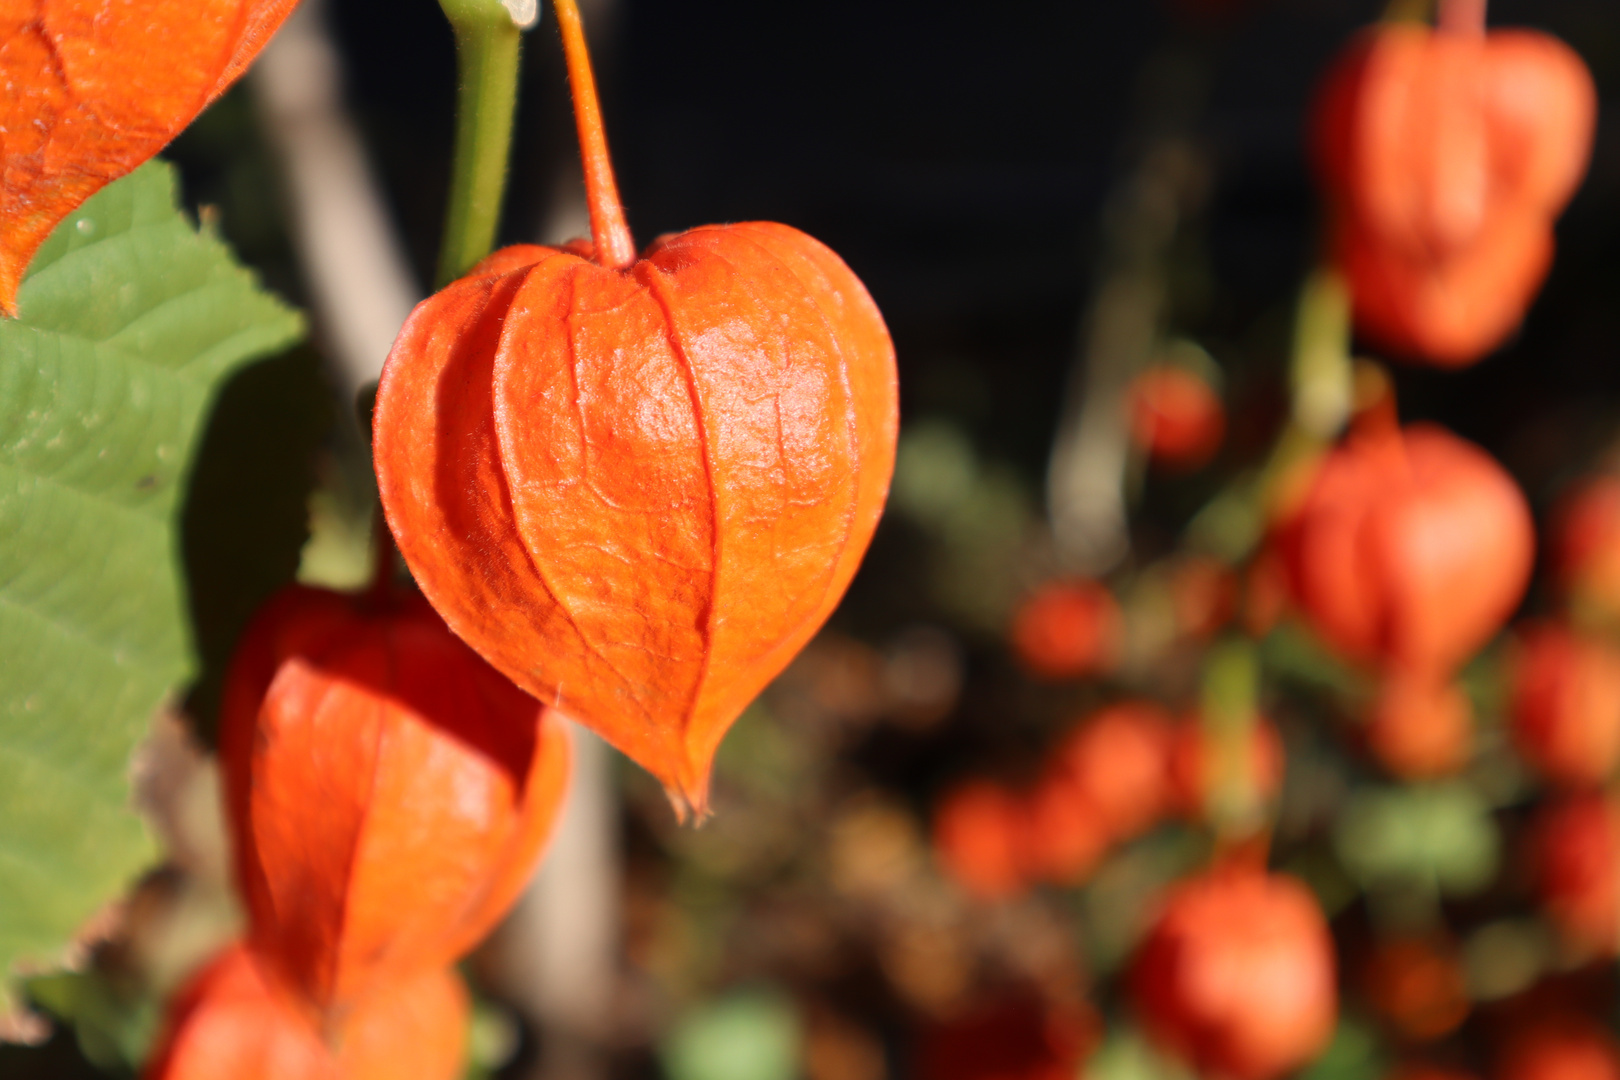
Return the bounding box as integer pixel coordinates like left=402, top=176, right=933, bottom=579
left=0, top=0, right=298, bottom=313
left=1313, top=23, right=1595, bottom=365
left=219, top=586, right=571, bottom=1016
left=143, top=944, right=467, bottom=1080
left=1166, top=715, right=1284, bottom=820
left=373, top=230, right=897, bottom=815
left=1530, top=794, right=1620, bottom=956
left=1550, top=477, right=1620, bottom=625
left=1131, top=869, right=1337, bottom=1080
left=1284, top=423, right=1533, bottom=675
left=1366, top=670, right=1474, bottom=779
left=1128, top=367, right=1226, bottom=471
left=1509, top=621, right=1620, bottom=788
left=933, top=779, right=1028, bottom=902
left=1009, top=578, right=1121, bottom=681
left=1045, top=702, right=1175, bottom=842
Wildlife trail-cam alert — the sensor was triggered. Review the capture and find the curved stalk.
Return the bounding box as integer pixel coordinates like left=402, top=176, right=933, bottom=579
left=552, top=0, right=636, bottom=269
left=436, top=0, right=527, bottom=286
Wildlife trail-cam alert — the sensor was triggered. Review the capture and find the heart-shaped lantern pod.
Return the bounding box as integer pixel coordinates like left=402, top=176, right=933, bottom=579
left=0, top=0, right=299, bottom=313
left=219, top=585, right=571, bottom=1016
left=373, top=0, right=898, bottom=817
left=1282, top=414, right=1533, bottom=676
left=1130, top=867, right=1338, bottom=1080
left=1312, top=0, right=1596, bottom=366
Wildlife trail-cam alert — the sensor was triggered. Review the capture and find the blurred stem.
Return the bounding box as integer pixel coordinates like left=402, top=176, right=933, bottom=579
left=1201, top=637, right=1264, bottom=843
left=1383, top=0, right=1435, bottom=23
left=1253, top=266, right=1352, bottom=516
left=436, top=0, right=526, bottom=287
left=1288, top=268, right=1352, bottom=440
left=1185, top=267, right=1351, bottom=561
left=1438, top=0, right=1486, bottom=35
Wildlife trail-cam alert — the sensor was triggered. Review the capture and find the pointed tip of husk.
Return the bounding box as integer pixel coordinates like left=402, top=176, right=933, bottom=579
left=662, top=774, right=712, bottom=827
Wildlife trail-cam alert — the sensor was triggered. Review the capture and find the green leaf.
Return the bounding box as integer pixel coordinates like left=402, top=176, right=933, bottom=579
left=1334, top=782, right=1501, bottom=898
left=0, top=161, right=303, bottom=991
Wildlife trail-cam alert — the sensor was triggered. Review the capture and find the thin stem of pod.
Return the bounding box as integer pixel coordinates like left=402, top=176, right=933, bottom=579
left=1201, top=636, right=1266, bottom=848
left=436, top=0, right=528, bottom=287
left=1256, top=266, right=1352, bottom=523
left=1182, top=268, right=1351, bottom=562
left=552, top=0, right=637, bottom=269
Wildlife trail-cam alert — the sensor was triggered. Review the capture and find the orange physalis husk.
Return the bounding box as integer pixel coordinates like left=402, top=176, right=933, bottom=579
left=372, top=0, right=897, bottom=818
left=931, top=779, right=1029, bottom=902
left=1128, top=366, right=1226, bottom=471
left=0, top=0, right=299, bottom=313
left=1365, top=670, right=1474, bottom=779
left=1531, top=793, right=1620, bottom=957
left=1497, top=1019, right=1620, bottom=1080
left=1008, top=578, right=1122, bottom=681
left=1550, top=476, right=1620, bottom=626
left=1043, top=702, right=1175, bottom=842
left=219, top=585, right=571, bottom=1016
left=1509, top=620, right=1620, bottom=788
left=1361, top=936, right=1470, bottom=1041
left=143, top=943, right=468, bottom=1080
left=1282, top=421, right=1533, bottom=675
left=1311, top=5, right=1596, bottom=366
left=1131, top=868, right=1337, bottom=1080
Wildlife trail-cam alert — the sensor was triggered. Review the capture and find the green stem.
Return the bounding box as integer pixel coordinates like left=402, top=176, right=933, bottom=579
left=1183, top=267, right=1351, bottom=562
left=1382, top=0, right=1435, bottom=23
left=1289, top=268, right=1353, bottom=440
left=1201, top=637, right=1263, bottom=841
left=436, top=4, right=526, bottom=287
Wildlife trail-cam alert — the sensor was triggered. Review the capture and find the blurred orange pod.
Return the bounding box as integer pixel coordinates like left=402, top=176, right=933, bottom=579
left=1043, top=702, right=1176, bottom=842
left=1009, top=579, right=1122, bottom=681
left=1312, top=4, right=1596, bottom=366
left=1529, top=793, right=1620, bottom=957
left=1496, top=1019, right=1620, bottom=1080
left=1366, top=670, right=1474, bottom=780
left=143, top=943, right=467, bottom=1080
left=1128, top=365, right=1226, bottom=471
left=1550, top=476, right=1620, bottom=627
left=1361, top=936, right=1470, bottom=1041
left=1509, top=621, right=1620, bottom=788
left=932, top=779, right=1029, bottom=902
left=219, top=586, right=571, bottom=1016
left=1283, top=422, right=1533, bottom=675
left=1131, top=868, right=1337, bottom=1080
